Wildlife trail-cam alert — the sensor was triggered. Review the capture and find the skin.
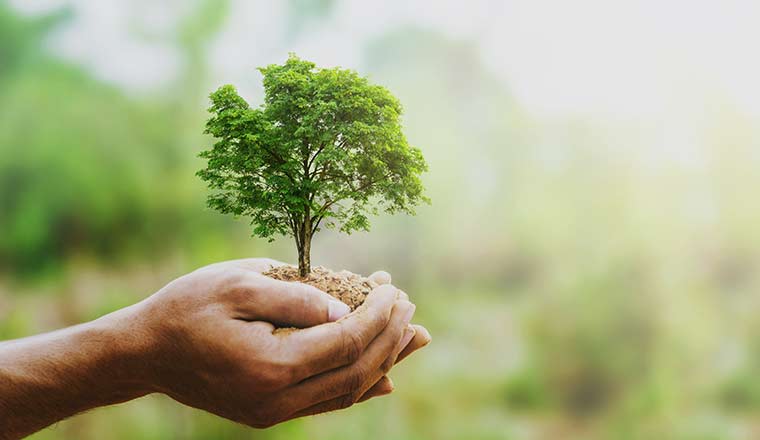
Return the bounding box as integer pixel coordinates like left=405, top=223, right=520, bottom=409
left=0, top=258, right=431, bottom=439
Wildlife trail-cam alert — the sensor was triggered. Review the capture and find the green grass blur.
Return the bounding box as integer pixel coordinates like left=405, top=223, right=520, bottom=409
left=3, top=1, right=760, bottom=439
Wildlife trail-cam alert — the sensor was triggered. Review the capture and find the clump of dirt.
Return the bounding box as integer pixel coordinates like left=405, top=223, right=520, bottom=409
left=263, top=265, right=378, bottom=311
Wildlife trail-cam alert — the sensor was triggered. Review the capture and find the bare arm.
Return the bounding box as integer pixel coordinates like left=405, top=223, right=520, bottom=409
left=0, top=304, right=153, bottom=439
left=0, top=259, right=431, bottom=439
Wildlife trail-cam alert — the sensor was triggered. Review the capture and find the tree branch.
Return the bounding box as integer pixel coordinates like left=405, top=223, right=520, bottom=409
left=311, top=172, right=392, bottom=219
left=306, top=141, right=327, bottom=171
left=259, top=144, right=297, bottom=183
left=308, top=137, right=350, bottom=180
left=310, top=215, right=324, bottom=236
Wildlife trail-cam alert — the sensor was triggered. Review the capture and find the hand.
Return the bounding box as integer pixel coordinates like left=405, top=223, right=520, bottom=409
left=0, top=258, right=431, bottom=438
left=130, top=258, right=428, bottom=427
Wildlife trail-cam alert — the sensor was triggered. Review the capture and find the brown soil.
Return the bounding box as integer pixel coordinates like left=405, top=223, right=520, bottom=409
left=262, top=265, right=378, bottom=311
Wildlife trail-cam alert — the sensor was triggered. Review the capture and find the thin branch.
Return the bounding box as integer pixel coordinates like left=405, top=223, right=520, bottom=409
left=259, top=144, right=297, bottom=183
left=309, top=137, right=350, bottom=180
left=312, top=172, right=392, bottom=218
left=310, top=215, right=324, bottom=236
left=307, top=141, right=327, bottom=171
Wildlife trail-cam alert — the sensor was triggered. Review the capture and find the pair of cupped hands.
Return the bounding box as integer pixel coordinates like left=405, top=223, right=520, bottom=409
left=119, top=258, right=430, bottom=428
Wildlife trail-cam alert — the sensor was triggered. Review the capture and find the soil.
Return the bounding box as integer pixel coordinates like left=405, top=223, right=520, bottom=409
left=262, top=265, right=378, bottom=311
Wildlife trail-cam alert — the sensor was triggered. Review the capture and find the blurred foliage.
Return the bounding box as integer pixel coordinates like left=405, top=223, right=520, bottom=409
left=2, top=1, right=760, bottom=439
left=0, top=0, right=237, bottom=276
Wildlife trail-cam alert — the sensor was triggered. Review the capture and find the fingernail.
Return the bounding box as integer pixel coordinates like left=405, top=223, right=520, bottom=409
left=401, top=326, right=415, bottom=347
left=382, top=377, right=395, bottom=394
left=417, top=326, right=432, bottom=345
left=328, top=300, right=351, bottom=321
left=395, top=326, right=416, bottom=354
left=401, top=302, right=416, bottom=325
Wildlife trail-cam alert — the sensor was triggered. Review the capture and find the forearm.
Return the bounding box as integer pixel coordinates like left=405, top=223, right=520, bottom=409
left=0, top=304, right=153, bottom=440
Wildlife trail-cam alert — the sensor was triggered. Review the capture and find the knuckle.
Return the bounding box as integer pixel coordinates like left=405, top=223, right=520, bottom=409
left=337, top=393, right=356, bottom=410
left=370, top=311, right=389, bottom=329
left=380, top=356, right=395, bottom=373
left=221, top=269, right=253, bottom=297
left=222, top=267, right=248, bottom=286
left=297, top=288, right=324, bottom=318
left=340, top=326, right=365, bottom=364
left=372, top=284, right=398, bottom=300
left=345, top=364, right=368, bottom=393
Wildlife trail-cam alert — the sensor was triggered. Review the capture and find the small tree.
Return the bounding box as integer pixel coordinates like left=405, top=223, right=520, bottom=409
left=198, top=55, right=428, bottom=277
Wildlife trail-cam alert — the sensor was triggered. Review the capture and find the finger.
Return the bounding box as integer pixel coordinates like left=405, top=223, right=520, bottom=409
left=284, top=301, right=415, bottom=412
left=398, top=289, right=409, bottom=301
left=366, top=271, right=408, bottom=302
left=396, top=324, right=432, bottom=363
left=280, top=284, right=402, bottom=379
left=290, top=376, right=394, bottom=421
left=294, top=325, right=424, bottom=414
left=231, top=273, right=350, bottom=327
left=357, top=376, right=394, bottom=403
left=290, top=387, right=390, bottom=419
left=368, top=270, right=391, bottom=285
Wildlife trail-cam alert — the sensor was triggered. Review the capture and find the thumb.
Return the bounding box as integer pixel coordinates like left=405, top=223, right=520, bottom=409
left=239, top=274, right=351, bottom=328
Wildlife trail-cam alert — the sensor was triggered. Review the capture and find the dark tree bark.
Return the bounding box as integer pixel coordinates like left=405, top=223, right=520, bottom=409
left=297, top=211, right=312, bottom=277
left=297, top=234, right=311, bottom=278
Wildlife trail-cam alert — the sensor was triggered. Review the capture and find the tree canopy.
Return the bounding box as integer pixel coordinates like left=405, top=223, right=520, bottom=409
left=198, top=54, right=428, bottom=275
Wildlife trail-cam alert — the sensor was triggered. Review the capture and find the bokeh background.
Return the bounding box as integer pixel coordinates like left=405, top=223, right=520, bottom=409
left=3, top=0, right=760, bottom=438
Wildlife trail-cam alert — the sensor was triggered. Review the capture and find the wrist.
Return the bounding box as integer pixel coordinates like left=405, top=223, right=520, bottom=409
left=0, top=302, right=157, bottom=438
left=86, top=301, right=159, bottom=401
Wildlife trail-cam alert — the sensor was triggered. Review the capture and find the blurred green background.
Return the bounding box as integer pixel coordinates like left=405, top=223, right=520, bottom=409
left=3, top=0, right=760, bottom=438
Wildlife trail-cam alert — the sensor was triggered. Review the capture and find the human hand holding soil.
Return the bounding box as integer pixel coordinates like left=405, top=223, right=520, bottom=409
left=0, top=258, right=431, bottom=439
left=140, top=258, right=429, bottom=426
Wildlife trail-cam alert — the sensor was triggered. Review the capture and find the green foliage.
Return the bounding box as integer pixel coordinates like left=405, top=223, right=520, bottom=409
left=198, top=54, right=428, bottom=263
left=0, top=1, right=224, bottom=275
left=503, top=368, right=551, bottom=412
left=0, top=1, right=67, bottom=78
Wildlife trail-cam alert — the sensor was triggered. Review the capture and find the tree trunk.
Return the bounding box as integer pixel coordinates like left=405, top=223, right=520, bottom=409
left=297, top=237, right=311, bottom=277
left=297, top=215, right=312, bottom=277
